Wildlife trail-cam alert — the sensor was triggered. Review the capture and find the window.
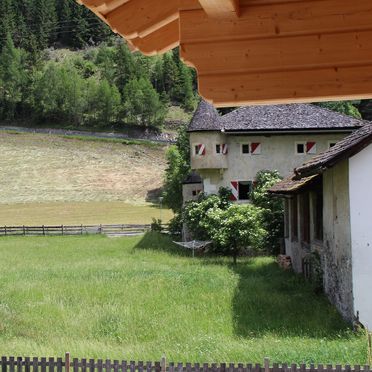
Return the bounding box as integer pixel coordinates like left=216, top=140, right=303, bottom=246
left=194, top=144, right=206, bottom=156
left=238, top=181, right=252, bottom=200
left=301, top=193, right=310, bottom=244
left=291, top=196, right=298, bottom=240
left=216, top=144, right=228, bottom=154
left=192, top=189, right=202, bottom=197
left=328, top=141, right=337, bottom=148
left=284, top=199, right=290, bottom=238
left=242, top=144, right=250, bottom=154
left=313, top=190, right=323, bottom=241
left=296, top=142, right=305, bottom=154
left=296, top=142, right=316, bottom=154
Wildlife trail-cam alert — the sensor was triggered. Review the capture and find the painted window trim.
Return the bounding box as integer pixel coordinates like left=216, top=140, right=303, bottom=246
left=193, top=143, right=206, bottom=156
left=295, top=141, right=306, bottom=155
left=241, top=142, right=261, bottom=155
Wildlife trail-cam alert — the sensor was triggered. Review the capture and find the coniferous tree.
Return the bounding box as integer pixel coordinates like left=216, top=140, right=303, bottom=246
left=0, top=34, right=24, bottom=120
left=123, top=77, right=166, bottom=129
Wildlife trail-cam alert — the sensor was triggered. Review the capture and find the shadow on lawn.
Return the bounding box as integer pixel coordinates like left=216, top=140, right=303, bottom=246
left=230, top=261, right=352, bottom=339
left=135, top=232, right=353, bottom=340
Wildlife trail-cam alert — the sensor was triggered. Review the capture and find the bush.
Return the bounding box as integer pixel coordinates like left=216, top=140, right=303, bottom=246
left=168, top=213, right=183, bottom=236
left=183, top=190, right=266, bottom=263
left=251, top=170, right=284, bottom=254
left=150, top=218, right=162, bottom=232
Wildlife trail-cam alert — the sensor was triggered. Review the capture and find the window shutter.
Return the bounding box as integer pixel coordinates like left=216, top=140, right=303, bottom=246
left=251, top=142, right=261, bottom=155
left=230, top=181, right=238, bottom=201
left=306, top=142, right=316, bottom=154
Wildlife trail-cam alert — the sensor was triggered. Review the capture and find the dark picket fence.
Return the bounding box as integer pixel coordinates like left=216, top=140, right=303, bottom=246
left=0, top=355, right=370, bottom=372
left=0, top=224, right=153, bottom=237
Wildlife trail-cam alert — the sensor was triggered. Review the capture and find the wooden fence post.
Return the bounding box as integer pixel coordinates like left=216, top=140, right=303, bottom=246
left=65, top=353, right=70, bottom=372
left=23, top=225, right=25, bottom=236
left=4, top=226, right=7, bottom=236
left=264, top=359, right=270, bottom=372
left=42, top=225, right=45, bottom=236
left=161, top=356, right=166, bottom=372
left=81, top=224, right=83, bottom=235
left=62, top=225, right=64, bottom=236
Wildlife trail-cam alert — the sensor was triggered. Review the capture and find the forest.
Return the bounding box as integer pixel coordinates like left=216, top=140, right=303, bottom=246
left=1, top=0, right=372, bottom=130
left=0, top=0, right=197, bottom=130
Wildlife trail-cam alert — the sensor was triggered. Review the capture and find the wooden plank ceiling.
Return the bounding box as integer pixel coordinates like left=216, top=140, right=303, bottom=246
left=77, top=0, right=372, bottom=107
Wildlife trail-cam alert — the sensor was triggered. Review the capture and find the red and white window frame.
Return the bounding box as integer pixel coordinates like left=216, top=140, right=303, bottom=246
left=194, top=143, right=206, bottom=156
left=215, top=143, right=228, bottom=155
left=241, top=142, right=262, bottom=155
left=295, top=141, right=317, bottom=155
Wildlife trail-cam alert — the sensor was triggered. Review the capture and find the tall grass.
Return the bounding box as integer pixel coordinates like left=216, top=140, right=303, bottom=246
left=0, top=233, right=365, bottom=363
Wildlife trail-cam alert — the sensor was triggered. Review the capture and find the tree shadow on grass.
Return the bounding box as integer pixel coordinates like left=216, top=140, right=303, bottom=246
left=134, top=232, right=353, bottom=340
left=230, top=260, right=353, bottom=339
left=133, top=231, right=192, bottom=257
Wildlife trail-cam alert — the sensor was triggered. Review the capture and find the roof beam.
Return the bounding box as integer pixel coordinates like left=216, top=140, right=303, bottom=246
left=198, top=0, right=240, bottom=18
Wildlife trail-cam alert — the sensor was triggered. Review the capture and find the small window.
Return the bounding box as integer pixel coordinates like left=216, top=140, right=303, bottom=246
left=238, top=181, right=252, bottom=200
left=329, top=142, right=337, bottom=148
left=194, top=145, right=199, bottom=155
left=296, top=143, right=305, bottom=154
left=192, top=189, right=202, bottom=196
left=215, top=144, right=221, bottom=154
left=242, top=144, right=250, bottom=154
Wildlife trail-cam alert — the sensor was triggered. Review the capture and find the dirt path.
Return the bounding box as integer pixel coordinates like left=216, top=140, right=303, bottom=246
left=0, top=125, right=176, bottom=143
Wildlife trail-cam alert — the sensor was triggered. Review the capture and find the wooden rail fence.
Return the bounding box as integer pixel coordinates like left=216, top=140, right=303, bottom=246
left=0, top=224, right=153, bottom=237
left=0, top=355, right=370, bottom=372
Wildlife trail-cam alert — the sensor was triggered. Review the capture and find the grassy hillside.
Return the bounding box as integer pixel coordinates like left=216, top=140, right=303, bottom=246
left=0, top=132, right=173, bottom=224
left=0, top=233, right=365, bottom=363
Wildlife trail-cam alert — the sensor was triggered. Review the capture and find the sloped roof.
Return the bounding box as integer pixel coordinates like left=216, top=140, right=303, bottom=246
left=188, top=100, right=222, bottom=132
left=295, top=122, right=372, bottom=177
left=182, top=171, right=202, bottom=185
left=188, top=102, right=365, bottom=133
left=269, top=175, right=320, bottom=195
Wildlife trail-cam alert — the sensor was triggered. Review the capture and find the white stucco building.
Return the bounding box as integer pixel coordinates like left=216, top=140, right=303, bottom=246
left=270, top=124, right=372, bottom=329
left=187, top=101, right=364, bottom=201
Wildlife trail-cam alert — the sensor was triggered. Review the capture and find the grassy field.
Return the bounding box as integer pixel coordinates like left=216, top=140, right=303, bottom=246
left=0, top=233, right=365, bottom=363
left=0, top=201, right=173, bottom=225
left=0, top=131, right=172, bottom=224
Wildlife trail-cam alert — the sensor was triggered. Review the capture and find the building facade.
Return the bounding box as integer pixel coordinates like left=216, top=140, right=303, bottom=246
left=270, top=124, right=372, bottom=328
left=187, top=101, right=365, bottom=201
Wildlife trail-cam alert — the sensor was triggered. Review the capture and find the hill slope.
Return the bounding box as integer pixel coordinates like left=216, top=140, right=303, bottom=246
left=0, top=132, right=173, bottom=225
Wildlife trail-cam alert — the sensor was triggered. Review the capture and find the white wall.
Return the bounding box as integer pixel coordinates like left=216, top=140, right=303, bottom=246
left=190, top=132, right=349, bottom=193
left=349, top=143, right=372, bottom=330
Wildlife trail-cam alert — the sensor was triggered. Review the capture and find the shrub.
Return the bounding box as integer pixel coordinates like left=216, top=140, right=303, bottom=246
left=150, top=218, right=162, bottom=232
left=251, top=170, right=284, bottom=254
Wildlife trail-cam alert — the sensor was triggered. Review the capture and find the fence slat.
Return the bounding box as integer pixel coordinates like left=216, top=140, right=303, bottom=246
left=1, top=356, right=7, bottom=372
left=56, top=358, right=62, bottom=372
left=25, top=358, right=30, bottom=372
left=9, top=357, right=15, bottom=372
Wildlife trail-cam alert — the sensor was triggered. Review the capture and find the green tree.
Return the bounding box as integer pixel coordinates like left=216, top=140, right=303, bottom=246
left=85, top=78, right=121, bottom=127
left=114, top=43, right=136, bottom=92
left=0, top=34, right=24, bottom=120
left=162, top=124, right=190, bottom=213
left=250, top=170, right=284, bottom=254
left=123, top=77, right=166, bottom=129
left=316, top=101, right=361, bottom=119
left=206, top=204, right=266, bottom=264
left=32, top=61, right=85, bottom=125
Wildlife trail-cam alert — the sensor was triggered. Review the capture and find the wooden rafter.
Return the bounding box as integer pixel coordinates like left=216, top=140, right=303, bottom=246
left=78, top=0, right=372, bottom=107
left=198, top=0, right=240, bottom=18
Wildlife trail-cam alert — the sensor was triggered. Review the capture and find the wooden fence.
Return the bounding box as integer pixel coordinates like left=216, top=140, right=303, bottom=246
left=0, top=355, right=370, bottom=372
left=0, top=224, right=153, bottom=237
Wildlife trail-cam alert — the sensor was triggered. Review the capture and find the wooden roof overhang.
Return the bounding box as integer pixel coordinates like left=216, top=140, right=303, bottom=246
left=77, top=0, right=372, bottom=107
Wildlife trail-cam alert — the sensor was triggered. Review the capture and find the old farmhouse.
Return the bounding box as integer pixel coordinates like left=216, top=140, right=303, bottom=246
left=184, top=101, right=365, bottom=202
left=270, top=123, right=372, bottom=329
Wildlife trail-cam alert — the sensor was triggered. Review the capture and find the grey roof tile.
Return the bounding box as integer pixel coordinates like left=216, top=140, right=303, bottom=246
left=295, top=123, right=372, bottom=177
left=188, top=101, right=366, bottom=132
